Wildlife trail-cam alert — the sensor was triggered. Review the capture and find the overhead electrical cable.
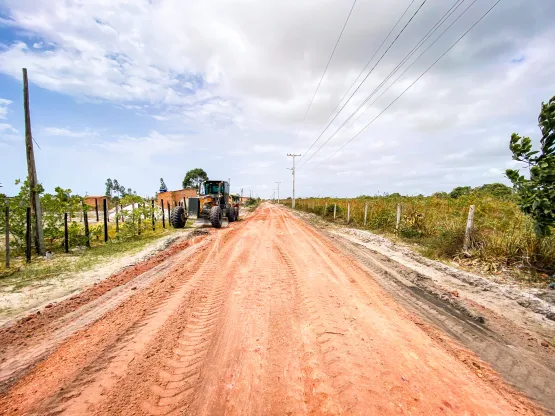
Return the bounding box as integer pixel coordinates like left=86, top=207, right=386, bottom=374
left=299, top=0, right=473, bottom=168
left=294, top=0, right=358, bottom=138
left=305, top=0, right=503, bottom=173
left=298, top=0, right=428, bottom=165
left=298, top=0, right=417, bottom=163
left=346, top=0, right=478, bottom=129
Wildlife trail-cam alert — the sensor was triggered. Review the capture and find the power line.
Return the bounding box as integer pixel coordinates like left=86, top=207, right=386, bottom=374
left=346, top=0, right=478, bottom=129
left=307, top=0, right=503, bottom=173
left=299, top=0, right=472, bottom=168
left=298, top=0, right=417, bottom=163
left=294, top=0, right=358, bottom=138
left=299, top=0, right=429, bottom=167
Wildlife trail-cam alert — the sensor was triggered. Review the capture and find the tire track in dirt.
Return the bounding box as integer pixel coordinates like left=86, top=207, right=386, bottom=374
left=329, top=234, right=555, bottom=412
left=275, top=211, right=377, bottom=414
left=186, top=208, right=278, bottom=415
left=89, top=226, right=248, bottom=416
left=0, top=233, right=210, bottom=393
left=139, top=230, right=246, bottom=415
left=0, top=232, right=218, bottom=416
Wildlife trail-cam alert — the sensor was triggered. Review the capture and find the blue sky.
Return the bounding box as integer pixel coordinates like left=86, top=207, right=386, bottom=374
left=1, top=0, right=554, bottom=198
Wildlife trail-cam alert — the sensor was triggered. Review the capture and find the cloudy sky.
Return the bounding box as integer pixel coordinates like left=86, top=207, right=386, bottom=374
left=0, top=0, right=554, bottom=198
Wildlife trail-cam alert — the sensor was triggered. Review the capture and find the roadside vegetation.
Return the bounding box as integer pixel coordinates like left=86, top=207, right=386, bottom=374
left=284, top=187, right=554, bottom=283
left=244, top=197, right=262, bottom=210
left=0, top=229, right=175, bottom=291
left=0, top=178, right=184, bottom=285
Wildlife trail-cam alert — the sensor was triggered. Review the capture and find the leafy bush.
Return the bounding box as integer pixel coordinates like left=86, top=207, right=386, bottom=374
left=245, top=197, right=258, bottom=207
left=326, top=204, right=343, bottom=216
left=506, top=96, right=555, bottom=236
left=449, top=186, right=472, bottom=199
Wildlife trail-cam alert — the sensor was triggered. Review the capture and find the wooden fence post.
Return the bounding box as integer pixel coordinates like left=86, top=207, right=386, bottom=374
left=64, top=212, right=69, bottom=253
left=396, top=204, right=402, bottom=231
left=347, top=202, right=351, bottom=224
left=463, top=205, right=475, bottom=252
left=5, top=206, right=10, bottom=268
left=26, top=207, right=31, bottom=263
left=167, top=201, right=171, bottom=224
left=103, top=199, right=108, bottom=242
left=333, top=204, right=337, bottom=220
left=324, top=202, right=327, bottom=217
left=95, top=198, right=99, bottom=222
left=151, top=199, right=155, bottom=231
left=364, top=202, right=368, bottom=226
left=138, top=204, right=141, bottom=236
left=84, top=209, right=90, bottom=248
left=115, top=203, right=119, bottom=232
left=161, top=199, right=165, bottom=229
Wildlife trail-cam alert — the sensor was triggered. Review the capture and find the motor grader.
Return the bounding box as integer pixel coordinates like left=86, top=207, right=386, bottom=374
left=170, top=180, right=235, bottom=229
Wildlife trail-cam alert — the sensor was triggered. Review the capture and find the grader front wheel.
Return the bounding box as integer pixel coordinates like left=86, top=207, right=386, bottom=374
left=210, top=206, right=223, bottom=228
left=170, top=206, right=187, bottom=228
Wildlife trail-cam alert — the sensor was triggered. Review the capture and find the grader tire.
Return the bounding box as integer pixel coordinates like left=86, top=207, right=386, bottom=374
left=170, top=206, right=186, bottom=228
left=228, top=206, right=235, bottom=223
left=210, top=206, right=222, bottom=228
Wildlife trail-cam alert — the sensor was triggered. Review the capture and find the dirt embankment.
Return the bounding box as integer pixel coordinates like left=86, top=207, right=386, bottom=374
left=0, top=204, right=548, bottom=415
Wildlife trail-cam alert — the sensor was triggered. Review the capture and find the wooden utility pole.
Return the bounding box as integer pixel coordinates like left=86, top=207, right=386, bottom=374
left=347, top=202, right=351, bottom=223
left=287, top=154, right=301, bottom=209
left=23, top=68, right=45, bottom=256
left=396, top=204, right=402, bottom=231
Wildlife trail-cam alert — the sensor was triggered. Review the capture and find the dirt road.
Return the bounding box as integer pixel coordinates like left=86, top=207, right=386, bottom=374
left=0, top=204, right=544, bottom=415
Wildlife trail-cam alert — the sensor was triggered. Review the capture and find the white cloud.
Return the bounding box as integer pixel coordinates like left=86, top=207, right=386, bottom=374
left=41, top=127, right=99, bottom=138
left=0, top=123, right=18, bottom=134
left=0, top=98, right=12, bottom=119
left=0, top=0, right=554, bottom=197
left=95, top=130, right=190, bottom=163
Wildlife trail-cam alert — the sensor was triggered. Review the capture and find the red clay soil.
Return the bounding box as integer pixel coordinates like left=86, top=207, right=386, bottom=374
left=0, top=232, right=207, bottom=357
left=0, top=205, right=542, bottom=415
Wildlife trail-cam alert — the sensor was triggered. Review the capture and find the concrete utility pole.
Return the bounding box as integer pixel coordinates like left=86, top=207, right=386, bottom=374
left=287, top=154, right=301, bottom=209
left=22, top=68, right=45, bottom=256
left=275, top=182, right=281, bottom=203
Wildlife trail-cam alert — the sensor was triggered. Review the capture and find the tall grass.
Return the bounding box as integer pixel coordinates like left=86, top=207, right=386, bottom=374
left=283, top=195, right=555, bottom=278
